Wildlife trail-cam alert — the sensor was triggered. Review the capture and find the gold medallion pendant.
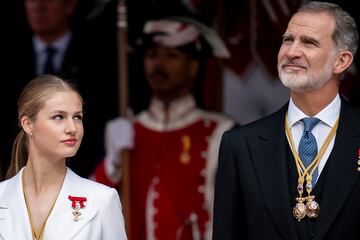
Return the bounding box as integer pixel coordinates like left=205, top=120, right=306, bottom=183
left=293, top=197, right=307, bottom=221
left=305, top=195, right=320, bottom=218
left=292, top=195, right=320, bottom=220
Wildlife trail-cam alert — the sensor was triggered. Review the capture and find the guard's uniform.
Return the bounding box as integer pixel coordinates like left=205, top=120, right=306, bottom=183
left=94, top=95, right=235, bottom=240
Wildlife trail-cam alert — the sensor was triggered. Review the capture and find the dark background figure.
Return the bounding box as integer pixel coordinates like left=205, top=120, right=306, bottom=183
left=0, top=0, right=119, bottom=179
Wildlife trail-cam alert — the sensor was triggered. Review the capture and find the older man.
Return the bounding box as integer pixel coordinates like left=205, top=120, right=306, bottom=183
left=213, top=2, right=360, bottom=240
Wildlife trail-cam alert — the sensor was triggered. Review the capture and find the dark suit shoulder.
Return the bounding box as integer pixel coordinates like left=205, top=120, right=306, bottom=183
left=224, top=104, right=287, bottom=140
left=343, top=98, right=360, bottom=118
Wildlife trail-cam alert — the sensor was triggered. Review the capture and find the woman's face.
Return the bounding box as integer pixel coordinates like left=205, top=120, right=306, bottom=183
left=25, top=90, right=83, bottom=161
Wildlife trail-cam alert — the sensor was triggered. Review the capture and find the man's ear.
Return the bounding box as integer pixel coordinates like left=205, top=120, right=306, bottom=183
left=334, top=51, right=353, bottom=74
left=20, top=116, right=33, bottom=136
left=189, top=60, right=200, bottom=79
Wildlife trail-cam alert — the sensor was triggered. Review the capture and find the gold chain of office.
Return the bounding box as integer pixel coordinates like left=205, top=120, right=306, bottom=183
left=285, top=114, right=339, bottom=221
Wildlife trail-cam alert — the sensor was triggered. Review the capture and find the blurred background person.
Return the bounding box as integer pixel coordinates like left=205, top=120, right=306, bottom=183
left=93, top=12, right=236, bottom=240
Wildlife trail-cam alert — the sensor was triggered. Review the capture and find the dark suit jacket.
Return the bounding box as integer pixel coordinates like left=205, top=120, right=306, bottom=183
left=213, top=99, right=360, bottom=240
left=1, top=23, right=119, bottom=178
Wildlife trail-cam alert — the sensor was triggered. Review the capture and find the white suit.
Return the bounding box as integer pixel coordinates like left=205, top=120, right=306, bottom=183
left=0, top=168, right=127, bottom=240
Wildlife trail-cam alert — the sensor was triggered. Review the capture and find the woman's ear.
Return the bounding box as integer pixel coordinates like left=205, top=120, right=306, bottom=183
left=20, top=116, right=33, bottom=136
left=334, top=51, right=353, bottom=74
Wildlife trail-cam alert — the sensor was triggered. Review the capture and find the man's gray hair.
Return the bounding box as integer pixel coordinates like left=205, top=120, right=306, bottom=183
left=298, top=1, right=359, bottom=56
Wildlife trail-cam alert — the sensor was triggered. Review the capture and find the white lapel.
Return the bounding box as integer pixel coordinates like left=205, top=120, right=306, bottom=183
left=44, top=168, right=99, bottom=240
left=0, top=168, right=33, bottom=240
left=0, top=207, right=11, bottom=240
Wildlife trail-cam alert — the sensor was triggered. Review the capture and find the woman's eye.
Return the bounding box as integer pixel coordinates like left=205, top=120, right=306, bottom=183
left=52, top=115, right=63, bottom=120
left=74, top=115, right=83, bottom=121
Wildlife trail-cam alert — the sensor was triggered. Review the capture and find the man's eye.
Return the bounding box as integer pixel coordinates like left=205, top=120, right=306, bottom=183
left=305, top=41, right=317, bottom=46
left=283, top=38, right=292, bottom=43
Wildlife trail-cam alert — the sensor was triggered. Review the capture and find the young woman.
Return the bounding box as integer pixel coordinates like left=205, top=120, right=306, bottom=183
left=0, top=75, right=127, bottom=240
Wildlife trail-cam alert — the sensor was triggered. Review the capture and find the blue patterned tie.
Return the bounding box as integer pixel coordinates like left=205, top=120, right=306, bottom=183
left=298, top=117, right=320, bottom=187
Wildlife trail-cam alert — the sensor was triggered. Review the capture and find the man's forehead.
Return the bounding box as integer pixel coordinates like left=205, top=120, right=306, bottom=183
left=286, top=11, right=335, bottom=38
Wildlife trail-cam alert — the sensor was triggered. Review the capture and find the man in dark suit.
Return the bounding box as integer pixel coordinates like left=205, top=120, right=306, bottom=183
left=0, top=0, right=118, bottom=178
left=213, top=2, right=360, bottom=239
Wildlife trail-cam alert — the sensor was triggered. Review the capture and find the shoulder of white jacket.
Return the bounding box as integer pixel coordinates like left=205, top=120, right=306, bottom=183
left=67, top=168, right=117, bottom=200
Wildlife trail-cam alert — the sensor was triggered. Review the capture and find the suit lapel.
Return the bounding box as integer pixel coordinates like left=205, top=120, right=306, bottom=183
left=0, top=168, right=32, bottom=240
left=0, top=207, right=10, bottom=240
left=249, top=104, right=298, bottom=240
left=314, top=101, right=360, bottom=240
left=44, top=168, right=98, bottom=240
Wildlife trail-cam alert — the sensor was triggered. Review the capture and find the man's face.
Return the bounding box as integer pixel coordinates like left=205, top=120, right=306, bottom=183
left=277, top=11, right=338, bottom=92
left=25, top=0, right=77, bottom=37
left=144, top=47, right=199, bottom=101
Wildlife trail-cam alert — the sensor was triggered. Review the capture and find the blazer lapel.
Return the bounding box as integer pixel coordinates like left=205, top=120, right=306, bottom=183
left=44, top=168, right=99, bottom=240
left=0, top=207, right=11, bottom=240
left=249, top=104, right=298, bottom=240
left=0, top=169, right=32, bottom=240
left=314, top=101, right=360, bottom=240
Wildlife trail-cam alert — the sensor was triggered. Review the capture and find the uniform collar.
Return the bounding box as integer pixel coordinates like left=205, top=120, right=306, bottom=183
left=149, top=95, right=196, bottom=125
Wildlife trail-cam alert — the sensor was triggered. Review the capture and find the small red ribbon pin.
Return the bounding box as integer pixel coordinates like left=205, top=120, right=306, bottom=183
left=68, top=195, right=87, bottom=209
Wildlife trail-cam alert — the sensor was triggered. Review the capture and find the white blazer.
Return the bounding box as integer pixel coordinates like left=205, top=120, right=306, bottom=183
left=0, top=168, right=127, bottom=240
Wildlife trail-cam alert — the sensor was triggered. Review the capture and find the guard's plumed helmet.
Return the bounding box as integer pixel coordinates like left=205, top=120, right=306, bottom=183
left=136, top=16, right=230, bottom=59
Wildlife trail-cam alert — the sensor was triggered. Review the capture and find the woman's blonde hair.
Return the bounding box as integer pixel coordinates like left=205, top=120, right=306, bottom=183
left=5, top=75, right=82, bottom=179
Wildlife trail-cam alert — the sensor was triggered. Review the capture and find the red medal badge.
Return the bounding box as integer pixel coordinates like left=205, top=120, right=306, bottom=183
left=68, top=195, right=87, bottom=222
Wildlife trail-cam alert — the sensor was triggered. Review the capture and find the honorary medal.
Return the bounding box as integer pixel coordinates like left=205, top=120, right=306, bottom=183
left=180, top=135, right=191, bottom=164
left=68, top=195, right=87, bottom=222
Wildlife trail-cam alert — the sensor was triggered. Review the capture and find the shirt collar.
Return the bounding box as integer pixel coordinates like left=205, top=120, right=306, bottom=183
left=33, top=31, right=72, bottom=54
left=287, top=93, right=340, bottom=128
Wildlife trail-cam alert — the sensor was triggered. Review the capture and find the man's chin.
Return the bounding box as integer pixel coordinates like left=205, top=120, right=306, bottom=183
left=286, top=81, right=325, bottom=93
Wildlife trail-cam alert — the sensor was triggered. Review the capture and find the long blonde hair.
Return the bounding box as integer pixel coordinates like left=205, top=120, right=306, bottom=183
left=5, top=75, right=82, bottom=179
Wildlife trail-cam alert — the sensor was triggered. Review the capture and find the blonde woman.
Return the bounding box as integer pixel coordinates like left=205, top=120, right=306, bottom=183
left=0, top=75, right=127, bottom=240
